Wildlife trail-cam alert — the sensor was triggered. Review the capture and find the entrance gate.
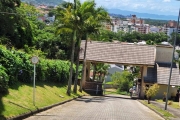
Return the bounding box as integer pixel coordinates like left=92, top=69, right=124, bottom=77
left=79, top=40, right=155, bottom=97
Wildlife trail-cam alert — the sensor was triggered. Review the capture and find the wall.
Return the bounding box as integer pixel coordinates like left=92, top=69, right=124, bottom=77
left=153, top=84, right=178, bottom=99
left=140, top=66, right=147, bottom=98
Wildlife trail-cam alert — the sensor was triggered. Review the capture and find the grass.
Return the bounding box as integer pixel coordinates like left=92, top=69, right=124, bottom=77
left=140, top=100, right=175, bottom=120
left=117, top=91, right=130, bottom=96
left=104, top=88, right=130, bottom=96
left=156, top=99, right=180, bottom=109
left=105, top=81, right=114, bottom=85
left=104, top=89, right=118, bottom=95
left=0, top=81, right=86, bottom=119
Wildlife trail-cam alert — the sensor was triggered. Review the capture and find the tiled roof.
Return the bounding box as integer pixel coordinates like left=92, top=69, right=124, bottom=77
left=79, top=40, right=155, bottom=65
left=144, top=62, right=180, bottom=86
left=156, top=63, right=180, bottom=86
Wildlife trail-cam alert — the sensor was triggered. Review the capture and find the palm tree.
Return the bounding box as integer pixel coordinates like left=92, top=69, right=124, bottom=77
left=55, top=1, right=78, bottom=95
left=73, top=0, right=103, bottom=93
left=79, top=4, right=111, bottom=92
left=55, top=0, right=110, bottom=94
left=96, top=63, right=110, bottom=82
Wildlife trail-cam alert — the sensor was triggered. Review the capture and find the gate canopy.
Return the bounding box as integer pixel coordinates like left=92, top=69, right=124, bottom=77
left=79, top=40, right=155, bottom=66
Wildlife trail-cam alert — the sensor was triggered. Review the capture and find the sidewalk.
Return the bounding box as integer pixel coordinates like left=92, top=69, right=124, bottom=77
left=150, top=101, right=180, bottom=120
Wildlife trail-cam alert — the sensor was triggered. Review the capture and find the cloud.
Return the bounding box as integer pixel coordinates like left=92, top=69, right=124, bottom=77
left=65, top=0, right=179, bottom=16
left=163, top=0, right=171, bottom=2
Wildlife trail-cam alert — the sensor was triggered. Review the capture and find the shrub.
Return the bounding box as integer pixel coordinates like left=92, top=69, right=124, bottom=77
left=145, top=84, right=160, bottom=104
left=111, top=71, right=133, bottom=91
left=0, top=65, right=9, bottom=93
left=0, top=45, right=75, bottom=90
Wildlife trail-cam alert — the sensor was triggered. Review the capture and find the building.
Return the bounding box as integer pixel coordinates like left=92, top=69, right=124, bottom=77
left=79, top=40, right=180, bottom=98
left=104, top=15, right=150, bottom=34
left=149, top=26, right=160, bottom=33
left=163, top=20, right=180, bottom=40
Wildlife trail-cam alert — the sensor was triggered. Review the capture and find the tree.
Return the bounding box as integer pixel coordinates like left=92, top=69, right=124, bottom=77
left=55, top=1, right=77, bottom=95
left=111, top=71, right=133, bottom=92
left=145, top=84, right=159, bottom=104
left=73, top=0, right=99, bottom=93
left=55, top=0, right=110, bottom=94
left=96, top=63, right=110, bottom=82
left=0, top=1, right=37, bottom=48
left=80, top=2, right=111, bottom=92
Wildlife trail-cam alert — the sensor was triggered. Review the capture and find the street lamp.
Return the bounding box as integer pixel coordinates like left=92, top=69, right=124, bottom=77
left=165, top=6, right=180, bottom=110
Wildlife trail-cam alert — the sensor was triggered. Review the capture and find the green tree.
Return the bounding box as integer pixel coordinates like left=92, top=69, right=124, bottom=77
left=96, top=63, right=110, bottom=82
left=80, top=1, right=111, bottom=92
left=0, top=1, right=37, bottom=48
left=55, top=1, right=78, bottom=95
left=145, top=84, right=159, bottom=104
left=55, top=0, right=110, bottom=94
left=111, top=71, right=133, bottom=92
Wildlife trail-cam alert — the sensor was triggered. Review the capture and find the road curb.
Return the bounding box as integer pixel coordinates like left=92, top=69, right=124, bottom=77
left=8, top=95, right=84, bottom=120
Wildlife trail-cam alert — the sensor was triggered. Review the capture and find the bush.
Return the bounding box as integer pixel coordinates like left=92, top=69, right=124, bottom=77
left=111, top=71, right=133, bottom=91
left=0, top=45, right=75, bottom=91
left=36, top=59, right=74, bottom=83
left=0, top=65, right=9, bottom=93
left=145, top=84, right=160, bottom=104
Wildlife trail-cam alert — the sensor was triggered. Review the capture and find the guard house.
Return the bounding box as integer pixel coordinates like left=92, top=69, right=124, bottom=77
left=79, top=40, right=180, bottom=98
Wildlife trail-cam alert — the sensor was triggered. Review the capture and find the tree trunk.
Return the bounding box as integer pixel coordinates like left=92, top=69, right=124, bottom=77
left=99, top=72, right=103, bottom=82
left=73, top=38, right=80, bottom=93
left=148, top=97, right=151, bottom=104
left=79, top=33, right=88, bottom=92
left=67, top=30, right=76, bottom=96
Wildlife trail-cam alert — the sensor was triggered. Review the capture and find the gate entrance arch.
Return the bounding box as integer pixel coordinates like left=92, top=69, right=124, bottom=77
left=79, top=40, right=180, bottom=99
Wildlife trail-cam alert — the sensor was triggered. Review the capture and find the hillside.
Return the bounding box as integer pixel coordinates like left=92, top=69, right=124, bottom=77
left=108, top=9, right=177, bottom=20
left=0, top=81, right=86, bottom=119
left=21, top=0, right=65, bottom=6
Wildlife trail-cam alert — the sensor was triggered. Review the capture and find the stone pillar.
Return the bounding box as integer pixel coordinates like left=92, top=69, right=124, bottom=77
left=140, top=66, right=147, bottom=99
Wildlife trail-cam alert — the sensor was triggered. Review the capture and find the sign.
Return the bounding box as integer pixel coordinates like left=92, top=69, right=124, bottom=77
left=31, top=56, right=39, bottom=64
left=30, top=56, right=39, bottom=105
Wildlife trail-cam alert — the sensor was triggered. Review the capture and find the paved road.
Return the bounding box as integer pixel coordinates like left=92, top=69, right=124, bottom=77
left=24, top=95, right=164, bottom=120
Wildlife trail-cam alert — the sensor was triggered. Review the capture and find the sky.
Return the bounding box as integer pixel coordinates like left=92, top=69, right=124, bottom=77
left=66, top=0, right=180, bottom=16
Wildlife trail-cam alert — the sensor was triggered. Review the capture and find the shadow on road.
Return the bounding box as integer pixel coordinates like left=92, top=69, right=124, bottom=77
left=76, top=95, right=138, bottom=103
left=76, top=96, right=105, bottom=103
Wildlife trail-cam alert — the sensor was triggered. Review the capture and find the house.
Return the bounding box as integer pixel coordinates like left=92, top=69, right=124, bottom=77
left=142, top=45, right=180, bottom=99
left=79, top=40, right=180, bottom=98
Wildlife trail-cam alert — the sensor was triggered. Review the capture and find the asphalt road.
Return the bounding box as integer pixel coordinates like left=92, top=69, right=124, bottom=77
left=24, top=95, right=164, bottom=120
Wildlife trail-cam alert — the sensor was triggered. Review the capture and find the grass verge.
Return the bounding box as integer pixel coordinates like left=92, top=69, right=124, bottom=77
left=0, top=81, right=87, bottom=119
left=156, top=99, right=180, bottom=109
left=139, top=100, right=175, bottom=120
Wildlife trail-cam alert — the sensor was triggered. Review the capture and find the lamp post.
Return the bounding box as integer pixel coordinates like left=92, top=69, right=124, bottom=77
left=165, top=7, right=180, bottom=110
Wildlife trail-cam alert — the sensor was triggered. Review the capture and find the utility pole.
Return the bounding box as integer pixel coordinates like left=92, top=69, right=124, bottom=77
left=165, top=8, right=180, bottom=110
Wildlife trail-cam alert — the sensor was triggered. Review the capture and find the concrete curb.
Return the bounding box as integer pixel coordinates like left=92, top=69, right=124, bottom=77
left=7, top=95, right=84, bottom=120
left=138, top=100, right=166, bottom=120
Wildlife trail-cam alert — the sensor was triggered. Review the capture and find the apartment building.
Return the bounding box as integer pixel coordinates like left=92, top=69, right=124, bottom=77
left=163, top=20, right=180, bottom=39
left=104, top=15, right=150, bottom=34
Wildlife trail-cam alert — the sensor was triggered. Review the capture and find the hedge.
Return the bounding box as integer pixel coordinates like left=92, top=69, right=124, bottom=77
left=0, top=45, right=74, bottom=93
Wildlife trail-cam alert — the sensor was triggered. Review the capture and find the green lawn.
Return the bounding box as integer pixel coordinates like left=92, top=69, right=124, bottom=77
left=156, top=99, right=180, bottom=109
left=0, top=81, right=86, bottom=119
left=104, top=88, right=130, bottom=96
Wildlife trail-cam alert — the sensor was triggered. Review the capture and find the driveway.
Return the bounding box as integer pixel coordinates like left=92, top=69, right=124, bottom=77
left=24, top=94, right=164, bottom=120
